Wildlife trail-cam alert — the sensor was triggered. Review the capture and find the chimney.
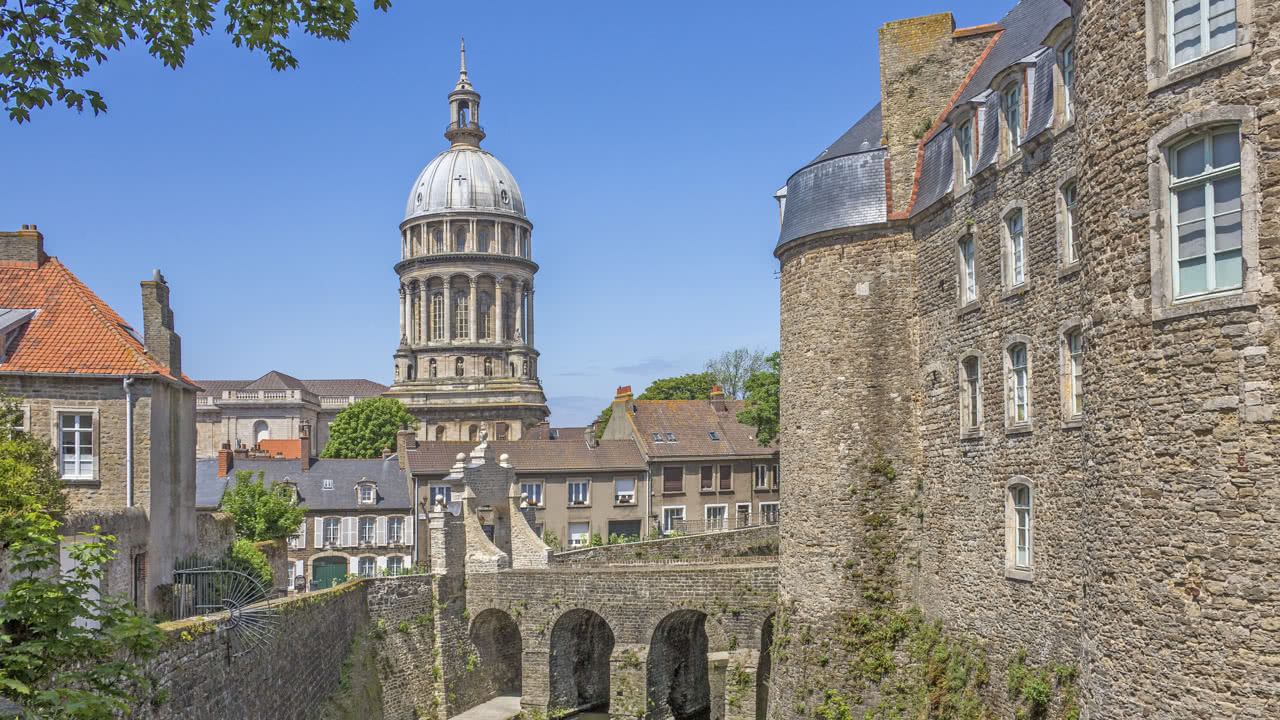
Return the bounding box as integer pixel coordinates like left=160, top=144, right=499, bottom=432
left=299, top=423, right=313, bottom=472
left=396, top=428, right=417, bottom=471
left=139, top=269, right=182, bottom=376
left=382, top=446, right=394, bottom=459
left=710, top=384, right=728, bottom=414
left=583, top=426, right=599, bottom=449
left=0, top=226, right=47, bottom=268
left=598, top=385, right=635, bottom=441
left=217, top=443, right=233, bottom=478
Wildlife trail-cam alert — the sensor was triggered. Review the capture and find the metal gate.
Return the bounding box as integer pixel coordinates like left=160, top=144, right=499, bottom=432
left=171, top=555, right=280, bottom=657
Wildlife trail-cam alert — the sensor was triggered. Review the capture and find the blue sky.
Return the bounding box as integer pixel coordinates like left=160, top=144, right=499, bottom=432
left=1, top=0, right=1008, bottom=426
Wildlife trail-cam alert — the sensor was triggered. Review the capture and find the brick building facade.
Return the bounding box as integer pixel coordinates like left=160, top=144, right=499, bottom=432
left=773, top=0, right=1278, bottom=717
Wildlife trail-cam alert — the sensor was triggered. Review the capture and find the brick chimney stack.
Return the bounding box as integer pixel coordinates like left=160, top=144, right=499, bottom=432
left=140, top=269, right=182, bottom=376
left=710, top=384, right=728, bottom=414
left=217, top=443, right=233, bottom=478
left=0, top=225, right=47, bottom=268
left=396, top=429, right=417, bottom=471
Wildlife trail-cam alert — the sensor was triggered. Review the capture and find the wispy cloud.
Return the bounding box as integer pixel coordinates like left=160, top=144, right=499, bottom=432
left=613, top=357, right=679, bottom=376
left=546, top=395, right=610, bottom=426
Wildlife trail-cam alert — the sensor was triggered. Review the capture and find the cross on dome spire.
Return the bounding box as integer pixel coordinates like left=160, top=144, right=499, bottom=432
left=445, top=39, right=484, bottom=146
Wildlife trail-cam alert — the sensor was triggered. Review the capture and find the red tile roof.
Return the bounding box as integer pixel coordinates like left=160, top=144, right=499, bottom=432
left=628, top=399, right=777, bottom=458
left=0, top=257, right=195, bottom=385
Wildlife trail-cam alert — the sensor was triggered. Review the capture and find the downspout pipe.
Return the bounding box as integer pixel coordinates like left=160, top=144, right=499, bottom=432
left=123, top=376, right=135, bottom=507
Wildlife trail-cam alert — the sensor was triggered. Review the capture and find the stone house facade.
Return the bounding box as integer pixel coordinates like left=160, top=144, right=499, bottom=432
left=0, top=226, right=200, bottom=611
left=772, top=0, right=1279, bottom=718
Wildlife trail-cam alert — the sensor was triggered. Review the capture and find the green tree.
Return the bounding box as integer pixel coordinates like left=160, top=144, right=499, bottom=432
left=0, top=417, right=163, bottom=717
left=737, top=352, right=780, bottom=446
left=1, top=0, right=392, bottom=122
left=226, top=538, right=274, bottom=589
left=0, top=395, right=68, bottom=521
left=320, top=397, right=416, bottom=459
left=594, top=371, right=719, bottom=440
left=704, top=347, right=770, bottom=400
left=220, top=469, right=306, bottom=542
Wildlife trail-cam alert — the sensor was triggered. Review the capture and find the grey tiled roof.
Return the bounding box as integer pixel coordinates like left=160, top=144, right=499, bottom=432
left=303, top=379, right=389, bottom=397
left=954, top=0, right=1070, bottom=107
left=195, top=374, right=388, bottom=400
left=912, top=124, right=955, bottom=215
left=778, top=147, right=887, bottom=247
left=195, top=457, right=411, bottom=512
left=805, top=103, right=883, bottom=168
left=243, top=370, right=308, bottom=391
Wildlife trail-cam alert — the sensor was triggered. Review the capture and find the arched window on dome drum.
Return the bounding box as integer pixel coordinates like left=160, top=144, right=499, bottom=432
left=502, top=298, right=515, bottom=341
left=455, top=228, right=467, bottom=252
left=478, top=228, right=490, bottom=253
left=521, top=361, right=528, bottom=378
left=429, top=358, right=437, bottom=378
left=430, top=293, right=444, bottom=341
left=454, top=291, right=470, bottom=339
left=411, top=288, right=422, bottom=341
left=435, top=426, right=446, bottom=441
left=477, top=292, right=492, bottom=340
left=518, top=232, right=526, bottom=258
left=501, top=226, right=512, bottom=255
left=455, top=357, right=465, bottom=377
left=434, top=230, right=444, bottom=254
left=484, top=357, right=494, bottom=377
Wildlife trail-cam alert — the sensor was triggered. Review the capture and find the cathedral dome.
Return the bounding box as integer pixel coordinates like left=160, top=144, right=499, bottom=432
left=404, top=147, right=526, bottom=222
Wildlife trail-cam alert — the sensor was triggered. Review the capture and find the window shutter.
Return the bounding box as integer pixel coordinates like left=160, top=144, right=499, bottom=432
left=314, top=518, right=323, bottom=547
left=377, top=555, right=388, bottom=572
left=297, top=520, right=307, bottom=549
left=405, top=515, right=414, bottom=546
left=342, top=517, right=357, bottom=547
left=348, top=556, right=360, bottom=575
left=376, top=516, right=387, bottom=546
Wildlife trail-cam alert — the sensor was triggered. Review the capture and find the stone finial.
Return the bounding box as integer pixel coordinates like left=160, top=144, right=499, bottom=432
left=452, top=452, right=466, bottom=472
left=499, top=452, right=511, bottom=468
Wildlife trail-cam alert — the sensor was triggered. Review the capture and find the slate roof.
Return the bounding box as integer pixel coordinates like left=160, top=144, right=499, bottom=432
left=195, top=456, right=410, bottom=511
left=627, top=399, right=777, bottom=458
left=0, top=257, right=196, bottom=385
left=194, top=373, right=388, bottom=401
left=243, top=370, right=307, bottom=391
left=303, top=379, right=390, bottom=397
left=804, top=103, right=884, bottom=169
left=404, top=440, right=646, bottom=475
left=523, top=425, right=590, bottom=441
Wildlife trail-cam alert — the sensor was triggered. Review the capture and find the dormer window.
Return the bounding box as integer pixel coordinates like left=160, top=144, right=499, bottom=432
left=1060, top=42, right=1075, bottom=123
left=709, top=431, right=720, bottom=441
left=652, top=432, right=663, bottom=443
left=957, top=118, right=973, bottom=178
left=359, top=484, right=375, bottom=504
left=1002, top=80, right=1023, bottom=152
left=323, top=478, right=334, bottom=490
left=665, top=432, right=677, bottom=443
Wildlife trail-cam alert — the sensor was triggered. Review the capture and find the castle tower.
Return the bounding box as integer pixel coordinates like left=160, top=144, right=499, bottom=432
left=387, top=41, right=550, bottom=442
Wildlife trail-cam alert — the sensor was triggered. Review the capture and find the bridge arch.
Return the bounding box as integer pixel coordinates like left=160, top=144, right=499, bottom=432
left=548, top=608, right=615, bottom=715
left=470, top=608, right=522, bottom=697
left=647, top=609, right=710, bottom=720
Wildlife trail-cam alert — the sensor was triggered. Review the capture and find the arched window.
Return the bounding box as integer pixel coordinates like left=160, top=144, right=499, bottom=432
left=468, top=425, right=479, bottom=442
left=430, top=293, right=444, bottom=341
left=458, top=102, right=469, bottom=127
left=501, top=227, right=512, bottom=254
left=477, top=292, right=492, bottom=340
left=521, top=360, right=528, bottom=377
left=1063, top=328, right=1084, bottom=419
left=1006, top=481, right=1033, bottom=577
left=1006, top=341, right=1030, bottom=428
left=429, top=358, right=438, bottom=378
left=454, top=291, right=470, bottom=339
left=407, top=362, right=415, bottom=381
left=1002, top=79, right=1022, bottom=151
left=455, top=357, right=465, bottom=377
left=1004, top=209, right=1026, bottom=288
left=478, top=228, right=490, bottom=252
left=484, top=357, right=494, bottom=377
left=435, top=426, right=446, bottom=441
left=502, top=297, right=515, bottom=340
left=253, top=420, right=270, bottom=444
left=960, top=354, right=981, bottom=434
left=455, top=228, right=467, bottom=252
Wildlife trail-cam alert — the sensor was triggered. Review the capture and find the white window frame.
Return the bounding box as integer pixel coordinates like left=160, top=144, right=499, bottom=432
left=957, top=118, right=973, bottom=179
left=386, top=555, right=404, bottom=575
left=1168, top=0, right=1237, bottom=69
left=661, top=506, right=686, bottom=533
left=429, top=485, right=452, bottom=508
left=753, top=464, right=768, bottom=490
left=1146, top=0, right=1252, bottom=92
left=1005, top=478, right=1034, bottom=581
left=55, top=409, right=97, bottom=482
left=5, top=403, right=29, bottom=435
left=323, top=517, right=341, bottom=546
left=704, top=504, right=729, bottom=531
left=289, top=519, right=306, bottom=550
left=735, top=502, right=752, bottom=528
left=1169, top=127, right=1243, bottom=300
left=613, top=476, right=636, bottom=505
left=567, top=478, right=590, bottom=506
left=520, top=481, right=544, bottom=507
left=1003, top=207, right=1026, bottom=289
left=388, top=516, right=405, bottom=545
left=360, top=484, right=374, bottom=504
left=567, top=521, right=591, bottom=548
left=358, top=516, right=376, bottom=546
left=358, top=556, right=376, bottom=578
left=1001, top=79, right=1022, bottom=153
left=958, top=351, right=983, bottom=436
left=1060, top=40, right=1075, bottom=123
left=958, top=232, right=978, bottom=306
left=759, top=502, right=780, bottom=525
left=1004, top=337, right=1033, bottom=433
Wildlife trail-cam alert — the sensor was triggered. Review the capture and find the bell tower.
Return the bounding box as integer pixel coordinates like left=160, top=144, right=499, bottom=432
left=445, top=39, right=486, bottom=148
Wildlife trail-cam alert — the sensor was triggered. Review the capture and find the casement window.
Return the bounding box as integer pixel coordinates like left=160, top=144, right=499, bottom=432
left=959, top=234, right=977, bottom=304
left=323, top=517, right=340, bottom=546
left=1147, top=0, right=1251, bottom=92
left=430, top=293, right=444, bottom=340
left=771, top=464, right=780, bottom=490
left=478, top=228, right=490, bottom=253
left=759, top=502, right=780, bottom=524
left=387, top=555, right=404, bottom=575
left=662, top=466, right=684, bottom=494
left=1006, top=481, right=1034, bottom=577
left=1170, top=127, right=1242, bottom=299
left=358, top=517, right=375, bottom=545
left=520, top=481, right=543, bottom=506
left=736, top=503, right=751, bottom=527
left=1002, top=80, right=1022, bottom=151
left=662, top=506, right=685, bottom=533
left=1005, top=210, right=1026, bottom=288
left=429, top=485, right=452, bottom=508
left=1170, top=0, right=1237, bottom=67
left=1064, top=328, right=1085, bottom=420
left=388, top=516, right=405, bottom=545
left=705, top=504, right=728, bottom=531
left=960, top=354, right=982, bottom=434
left=360, top=485, right=374, bottom=504
left=719, top=464, right=733, bottom=491
left=700, top=465, right=714, bottom=491
left=358, top=557, right=376, bottom=577
left=4, top=403, right=28, bottom=435
left=957, top=119, right=973, bottom=178
left=58, top=412, right=94, bottom=481
left=1060, top=42, right=1075, bottom=123
left=567, top=478, right=590, bottom=505
left=753, top=465, right=768, bottom=490
left=289, top=520, right=306, bottom=550
left=614, top=477, right=635, bottom=505
left=454, top=291, right=469, bottom=339
left=568, top=522, right=591, bottom=547
left=1007, top=342, right=1031, bottom=428
left=1063, top=183, right=1080, bottom=265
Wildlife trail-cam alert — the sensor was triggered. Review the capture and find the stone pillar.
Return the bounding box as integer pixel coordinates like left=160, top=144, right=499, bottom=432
left=527, top=287, right=535, bottom=348
left=443, top=278, right=452, bottom=342
left=495, top=280, right=504, bottom=343
left=399, top=284, right=407, bottom=342
left=428, top=510, right=449, bottom=574
left=514, top=281, right=524, bottom=344
left=419, top=283, right=428, bottom=343
left=469, top=277, right=478, bottom=342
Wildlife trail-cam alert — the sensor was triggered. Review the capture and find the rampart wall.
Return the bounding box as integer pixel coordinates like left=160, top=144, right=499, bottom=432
left=548, top=525, right=779, bottom=566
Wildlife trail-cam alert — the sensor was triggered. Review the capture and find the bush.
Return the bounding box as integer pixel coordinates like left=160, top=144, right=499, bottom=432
left=227, top=539, right=273, bottom=590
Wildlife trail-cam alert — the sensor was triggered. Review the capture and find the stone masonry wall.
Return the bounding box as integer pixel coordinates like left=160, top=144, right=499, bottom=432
left=549, top=525, right=779, bottom=566
left=366, top=576, right=441, bottom=720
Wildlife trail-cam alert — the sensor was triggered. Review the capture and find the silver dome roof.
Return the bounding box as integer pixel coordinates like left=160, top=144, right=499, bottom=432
left=404, top=147, right=526, bottom=222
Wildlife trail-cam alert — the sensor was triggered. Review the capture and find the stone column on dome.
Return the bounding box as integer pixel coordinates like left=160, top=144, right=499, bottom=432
left=419, top=282, right=428, bottom=342
left=443, top=278, right=452, bottom=342
left=495, top=279, right=505, bottom=343
left=514, top=280, right=524, bottom=344
left=468, top=277, right=478, bottom=342
left=527, top=287, right=534, bottom=348
left=408, top=282, right=418, bottom=345
left=399, top=284, right=407, bottom=343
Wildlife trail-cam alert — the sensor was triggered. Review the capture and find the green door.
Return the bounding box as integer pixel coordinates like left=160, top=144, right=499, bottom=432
left=312, top=557, right=347, bottom=589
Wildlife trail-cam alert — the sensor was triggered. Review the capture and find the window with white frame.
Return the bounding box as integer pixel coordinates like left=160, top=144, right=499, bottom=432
left=520, top=481, right=543, bottom=506
left=1060, top=41, right=1075, bottom=123
left=760, top=502, right=780, bottom=524
left=662, top=506, right=685, bottom=533
left=772, top=464, right=780, bottom=490
left=1170, top=127, right=1242, bottom=299
left=705, top=504, right=728, bottom=531
left=1007, top=342, right=1031, bottom=427
left=358, top=517, right=375, bottom=545
left=568, top=521, right=590, bottom=547
left=1170, top=0, right=1237, bottom=67
left=289, top=520, right=306, bottom=550
left=388, top=516, right=405, bottom=545
left=1005, top=210, right=1026, bottom=288
left=736, top=503, right=751, bottom=528
left=324, top=517, right=340, bottom=546
left=387, top=555, right=404, bottom=575
left=59, top=412, right=94, bottom=480
left=358, top=556, right=376, bottom=577
left=429, top=485, right=452, bottom=508
left=959, top=233, right=977, bottom=304
left=360, top=484, right=374, bottom=504
left=960, top=355, right=982, bottom=434
left=1064, top=328, right=1084, bottom=419
left=567, top=478, right=590, bottom=506
left=957, top=118, right=973, bottom=179
left=753, top=464, right=768, bottom=489
left=1010, top=483, right=1033, bottom=570
left=1063, top=183, right=1079, bottom=265
left=1002, top=80, right=1022, bottom=152
left=614, top=477, right=635, bottom=505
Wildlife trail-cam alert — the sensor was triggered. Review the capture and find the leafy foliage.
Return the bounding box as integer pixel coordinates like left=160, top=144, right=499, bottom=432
left=226, top=538, right=273, bottom=589
left=0, top=417, right=163, bottom=718
left=0, top=395, right=68, bottom=521
left=637, top=372, right=718, bottom=401
left=320, top=397, right=416, bottom=459
left=220, top=470, right=306, bottom=541
left=736, top=351, right=780, bottom=446
left=1, top=0, right=392, bottom=122
left=704, top=346, right=770, bottom=400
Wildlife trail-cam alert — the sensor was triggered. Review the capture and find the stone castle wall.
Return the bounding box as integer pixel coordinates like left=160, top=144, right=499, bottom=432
left=548, top=524, right=779, bottom=566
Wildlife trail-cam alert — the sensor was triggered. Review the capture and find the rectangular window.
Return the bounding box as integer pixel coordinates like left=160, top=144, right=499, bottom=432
left=614, top=477, right=635, bottom=505
left=963, top=357, right=981, bottom=431
left=1171, top=128, right=1242, bottom=298
left=957, top=119, right=973, bottom=178
left=429, top=485, right=452, bottom=507
left=1064, top=184, right=1079, bottom=264
left=665, top=432, right=677, bottom=442
left=59, top=412, right=94, bottom=480
left=568, top=522, right=591, bottom=547
left=700, top=465, right=714, bottom=491
left=960, top=235, right=977, bottom=303
left=1003, top=81, right=1022, bottom=149
left=1010, top=344, right=1030, bottom=424
left=1007, top=211, right=1025, bottom=287
left=736, top=502, right=751, bottom=528
left=568, top=479, right=590, bottom=505
left=760, top=502, right=780, bottom=524
left=289, top=520, right=306, bottom=550
left=771, top=464, right=780, bottom=490
left=360, top=485, right=374, bottom=503
left=705, top=504, right=728, bottom=531
left=662, top=506, right=685, bottom=533
left=387, top=556, right=404, bottom=575
left=719, top=464, right=733, bottom=491
left=324, top=517, right=340, bottom=546
left=753, top=465, right=768, bottom=489
left=388, top=516, right=405, bottom=545
left=708, top=431, right=720, bottom=441
left=358, top=557, right=376, bottom=577
left=520, top=481, right=543, bottom=506
left=1061, top=43, right=1075, bottom=122
left=358, top=517, right=375, bottom=545
left=652, top=432, right=663, bottom=443
left=663, top=466, right=684, bottom=494
left=1170, top=0, right=1237, bottom=67
left=1013, top=485, right=1032, bottom=568
left=1067, top=331, right=1084, bottom=417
